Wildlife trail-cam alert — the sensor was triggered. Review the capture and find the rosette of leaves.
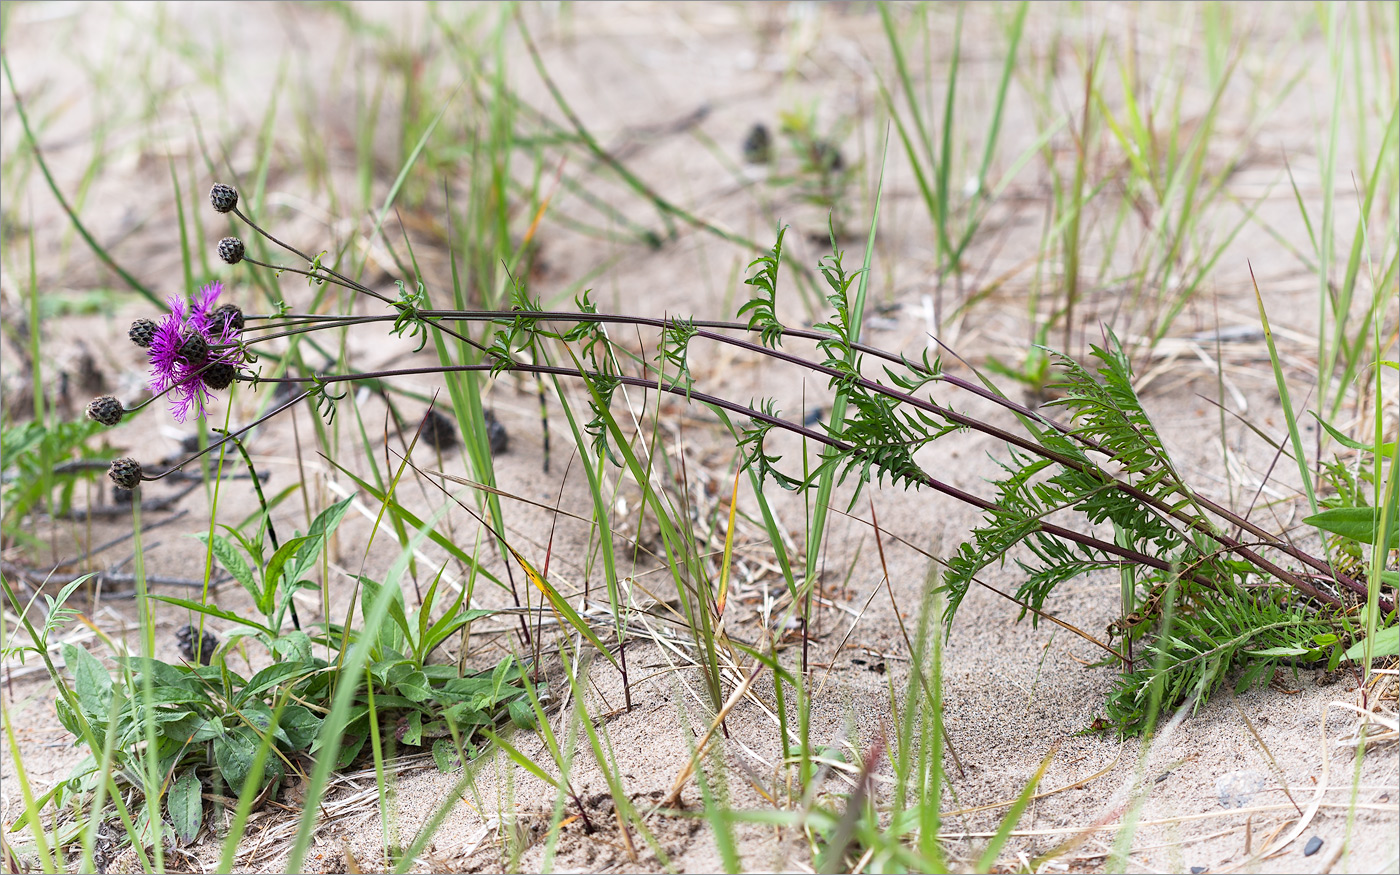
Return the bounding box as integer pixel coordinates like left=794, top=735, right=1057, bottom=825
left=320, top=575, right=537, bottom=771
left=54, top=639, right=325, bottom=843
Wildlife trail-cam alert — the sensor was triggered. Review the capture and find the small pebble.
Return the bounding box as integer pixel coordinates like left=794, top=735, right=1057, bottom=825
left=1214, top=770, right=1267, bottom=809
left=803, top=407, right=824, bottom=427
left=1303, top=836, right=1323, bottom=857
left=1189, top=867, right=1207, bottom=874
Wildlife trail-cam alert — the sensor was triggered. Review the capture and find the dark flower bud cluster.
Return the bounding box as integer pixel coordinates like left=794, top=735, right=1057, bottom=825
left=101, top=187, right=259, bottom=491
left=142, top=280, right=245, bottom=423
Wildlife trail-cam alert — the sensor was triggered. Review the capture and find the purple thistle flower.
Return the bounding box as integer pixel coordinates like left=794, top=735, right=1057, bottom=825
left=148, top=282, right=243, bottom=423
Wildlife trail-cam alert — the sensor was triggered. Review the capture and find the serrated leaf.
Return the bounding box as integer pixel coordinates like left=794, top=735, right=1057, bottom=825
left=167, top=768, right=203, bottom=843
left=61, top=643, right=112, bottom=718
left=201, top=533, right=258, bottom=604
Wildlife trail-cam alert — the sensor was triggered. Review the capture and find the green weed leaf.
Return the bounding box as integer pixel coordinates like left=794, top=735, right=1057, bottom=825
left=1304, top=507, right=1400, bottom=549
left=167, top=768, right=203, bottom=844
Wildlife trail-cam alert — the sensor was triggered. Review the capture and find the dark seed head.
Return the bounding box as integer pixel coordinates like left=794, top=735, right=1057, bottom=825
left=211, top=302, right=245, bottom=332
left=210, top=183, right=238, bottom=214
left=178, top=331, right=209, bottom=365
left=742, top=122, right=771, bottom=165
left=86, top=395, right=124, bottom=426
left=129, top=318, right=157, bottom=348
left=108, top=458, right=143, bottom=490
left=485, top=409, right=509, bottom=456
left=419, top=408, right=459, bottom=452
left=217, top=237, right=245, bottom=265
left=204, top=360, right=236, bottom=391
left=176, top=624, right=220, bottom=665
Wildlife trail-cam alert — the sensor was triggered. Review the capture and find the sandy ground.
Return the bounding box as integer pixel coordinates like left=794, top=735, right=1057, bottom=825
left=2, top=3, right=1397, bottom=873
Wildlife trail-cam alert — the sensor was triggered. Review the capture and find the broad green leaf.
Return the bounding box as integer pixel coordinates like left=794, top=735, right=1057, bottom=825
left=443, top=703, right=490, bottom=725
left=395, top=670, right=433, bottom=703
left=441, top=676, right=494, bottom=702
left=282, top=497, right=355, bottom=595
left=507, top=698, right=536, bottom=729
left=1346, top=626, right=1399, bottom=660
left=167, top=768, right=203, bottom=843
left=237, top=662, right=317, bottom=705
left=1304, top=507, right=1400, bottom=549
left=213, top=725, right=258, bottom=791
left=431, top=738, right=462, bottom=772
left=271, top=630, right=315, bottom=664
left=121, top=657, right=199, bottom=691
left=279, top=704, right=321, bottom=750
left=167, top=714, right=223, bottom=744
left=360, top=578, right=409, bottom=653
left=334, top=730, right=368, bottom=769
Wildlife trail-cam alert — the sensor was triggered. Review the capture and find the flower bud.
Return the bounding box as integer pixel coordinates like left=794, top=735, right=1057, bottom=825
left=209, top=183, right=238, bottom=213
left=204, top=361, right=237, bottom=391
left=217, top=237, right=245, bottom=265
left=179, top=332, right=209, bottom=365
left=108, top=458, right=143, bottom=490
left=129, top=318, right=157, bottom=348
left=211, top=302, right=245, bottom=332
left=86, top=395, right=124, bottom=426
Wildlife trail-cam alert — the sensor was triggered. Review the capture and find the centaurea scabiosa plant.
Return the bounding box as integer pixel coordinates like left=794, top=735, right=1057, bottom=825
left=85, top=182, right=1392, bottom=734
